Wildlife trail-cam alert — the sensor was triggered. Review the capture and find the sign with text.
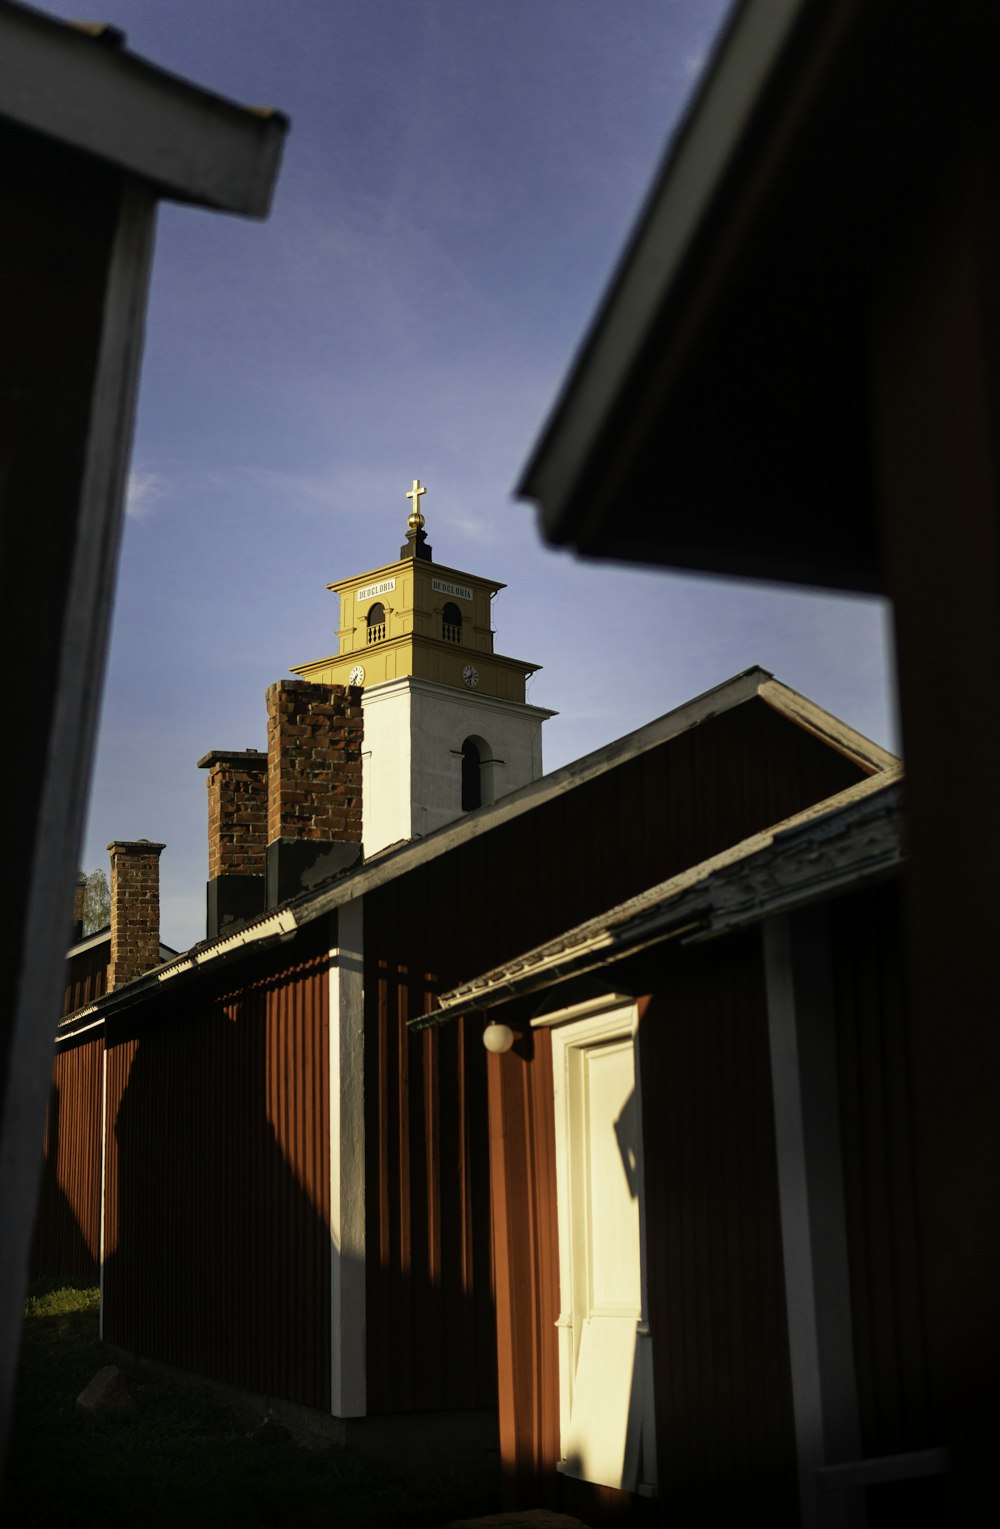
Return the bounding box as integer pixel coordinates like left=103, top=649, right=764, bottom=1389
left=355, top=578, right=396, bottom=602
left=432, top=578, right=473, bottom=602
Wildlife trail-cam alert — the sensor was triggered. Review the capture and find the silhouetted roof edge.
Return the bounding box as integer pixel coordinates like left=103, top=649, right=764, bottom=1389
left=0, top=0, right=288, bottom=215
left=55, top=666, right=898, bottom=1040
left=411, top=769, right=904, bottom=1028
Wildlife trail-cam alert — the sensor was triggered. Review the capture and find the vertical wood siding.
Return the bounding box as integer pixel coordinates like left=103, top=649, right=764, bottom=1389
left=32, top=1034, right=104, bottom=1282
left=365, top=697, right=864, bottom=1428
left=487, top=1031, right=562, bottom=1508
left=53, top=697, right=869, bottom=1434
left=832, top=884, right=935, bottom=1463
left=488, top=934, right=799, bottom=1526
left=365, top=913, right=496, bottom=1414
left=102, top=921, right=333, bottom=1410
left=638, top=936, right=798, bottom=1526
left=62, top=941, right=109, bottom=1015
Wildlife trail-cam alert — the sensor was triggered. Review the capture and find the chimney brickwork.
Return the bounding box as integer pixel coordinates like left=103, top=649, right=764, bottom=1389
left=72, top=873, right=87, bottom=944
left=197, top=749, right=269, bottom=938
left=265, top=680, right=363, bottom=904
left=107, top=839, right=165, bottom=990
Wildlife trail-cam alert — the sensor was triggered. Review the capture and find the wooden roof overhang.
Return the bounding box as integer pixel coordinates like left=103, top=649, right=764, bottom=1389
left=0, top=1, right=288, bottom=214
left=409, top=769, right=904, bottom=1029
left=518, top=0, right=1000, bottom=593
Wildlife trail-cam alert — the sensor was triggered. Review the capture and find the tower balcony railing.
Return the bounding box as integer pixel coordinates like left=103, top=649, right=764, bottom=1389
left=366, top=623, right=385, bottom=645
left=442, top=622, right=462, bottom=644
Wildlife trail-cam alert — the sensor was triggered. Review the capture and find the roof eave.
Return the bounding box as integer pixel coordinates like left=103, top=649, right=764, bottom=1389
left=413, top=771, right=904, bottom=1029
left=517, top=0, right=819, bottom=540
left=0, top=0, right=288, bottom=216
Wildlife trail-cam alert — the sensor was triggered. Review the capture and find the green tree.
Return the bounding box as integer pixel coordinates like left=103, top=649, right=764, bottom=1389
left=81, top=868, right=110, bottom=936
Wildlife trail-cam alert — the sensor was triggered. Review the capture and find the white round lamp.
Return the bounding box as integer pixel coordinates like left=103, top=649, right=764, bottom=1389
left=482, top=1020, right=515, bottom=1054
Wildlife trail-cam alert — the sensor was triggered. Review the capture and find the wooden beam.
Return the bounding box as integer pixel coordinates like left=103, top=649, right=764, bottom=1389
left=0, top=1, right=287, bottom=216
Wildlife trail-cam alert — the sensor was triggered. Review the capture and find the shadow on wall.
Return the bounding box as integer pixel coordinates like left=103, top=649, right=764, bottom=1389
left=98, top=936, right=497, bottom=1428
left=103, top=974, right=331, bottom=1407
left=32, top=1078, right=99, bottom=1286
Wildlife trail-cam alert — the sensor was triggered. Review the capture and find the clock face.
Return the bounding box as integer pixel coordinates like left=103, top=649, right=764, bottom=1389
left=348, top=665, right=365, bottom=686
left=462, top=664, right=480, bottom=689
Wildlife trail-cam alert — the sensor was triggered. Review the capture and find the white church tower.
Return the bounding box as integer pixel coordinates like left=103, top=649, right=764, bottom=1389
left=291, top=481, right=553, bottom=855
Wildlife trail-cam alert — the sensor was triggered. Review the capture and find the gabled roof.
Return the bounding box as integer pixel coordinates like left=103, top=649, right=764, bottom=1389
left=65, top=926, right=178, bottom=963
left=518, top=0, right=996, bottom=591
left=0, top=0, right=288, bottom=215
left=411, top=767, right=904, bottom=1028
left=55, top=667, right=897, bottom=1039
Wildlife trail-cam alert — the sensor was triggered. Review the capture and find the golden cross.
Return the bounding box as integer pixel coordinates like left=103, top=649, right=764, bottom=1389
left=406, top=478, right=427, bottom=526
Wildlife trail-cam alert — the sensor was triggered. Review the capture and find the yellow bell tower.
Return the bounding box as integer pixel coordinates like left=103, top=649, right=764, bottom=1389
left=291, top=481, right=554, bottom=852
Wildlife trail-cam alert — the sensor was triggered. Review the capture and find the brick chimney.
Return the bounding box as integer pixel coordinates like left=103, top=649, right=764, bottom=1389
left=197, top=748, right=268, bottom=939
left=265, top=680, right=362, bottom=905
left=107, top=839, right=165, bottom=990
left=71, top=873, right=87, bottom=944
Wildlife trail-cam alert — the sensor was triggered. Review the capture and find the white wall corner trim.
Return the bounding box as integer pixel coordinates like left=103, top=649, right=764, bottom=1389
left=328, top=900, right=366, bottom=1417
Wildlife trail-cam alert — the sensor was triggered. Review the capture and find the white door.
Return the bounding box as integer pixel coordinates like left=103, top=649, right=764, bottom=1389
left=549, top=1006, right=656, bottom=1495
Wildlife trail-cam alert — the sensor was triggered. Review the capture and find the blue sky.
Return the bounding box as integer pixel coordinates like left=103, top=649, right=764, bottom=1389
left=44, top=0, right=897, bottom=949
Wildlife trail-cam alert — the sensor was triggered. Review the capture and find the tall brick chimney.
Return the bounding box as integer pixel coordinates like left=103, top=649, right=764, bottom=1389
left=71, top=873, right=87, bottom=944
left=107, top=839, right=166, bottom=990
left=197, top=748, right=268, bottom=938
left=265, top=680, right=362, bottom=905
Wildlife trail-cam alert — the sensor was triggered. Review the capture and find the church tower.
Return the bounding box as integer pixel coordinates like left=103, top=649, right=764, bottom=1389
left=291, top=481, right=554, bottom=855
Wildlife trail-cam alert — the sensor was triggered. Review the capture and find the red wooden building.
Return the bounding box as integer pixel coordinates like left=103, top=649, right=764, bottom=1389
left=37, top=857, right=176, bottom=1287
left=518, top=0, right=1000, bottom=1515
left=415, top=772, right=922, bottom=1525
left=40, top=666, right=892, bottom=1476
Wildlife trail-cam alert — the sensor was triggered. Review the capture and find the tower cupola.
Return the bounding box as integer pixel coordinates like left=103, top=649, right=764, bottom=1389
left=291, top=480, right=554, bottom=852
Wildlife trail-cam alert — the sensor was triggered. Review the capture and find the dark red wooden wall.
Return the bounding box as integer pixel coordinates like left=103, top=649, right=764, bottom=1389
left=32, top=1033, right=104, bottom=1283
left=638, top=935, right=798, bottom=1526
left=369, top=697, right=866, bottom=1001
left=487, top=1028, right=562, bottom=1505
left=36, top=694, right=873, bottom=1433
left=364, top=951, right=496, bottom=1415
left=486, top=874, right=928, bottom=1525
left=486, top=933, right=799, bottom=1527
left=831, top=882, right=947, bottom=1520
left=833, top=883, right=931, bottom=1455
left=62, top=938, right=109, bottom=1017
left=102, top=918, right=334, bottom=1410
left=364, top=697, right=864, bottom=1458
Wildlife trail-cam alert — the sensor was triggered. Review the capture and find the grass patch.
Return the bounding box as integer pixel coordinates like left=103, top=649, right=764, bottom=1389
left=2, top=1283, right=499, bottom=1528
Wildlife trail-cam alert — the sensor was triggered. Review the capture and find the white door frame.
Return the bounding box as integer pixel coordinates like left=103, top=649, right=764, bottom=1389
left=543, top=1001, right=657, bottom=1495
